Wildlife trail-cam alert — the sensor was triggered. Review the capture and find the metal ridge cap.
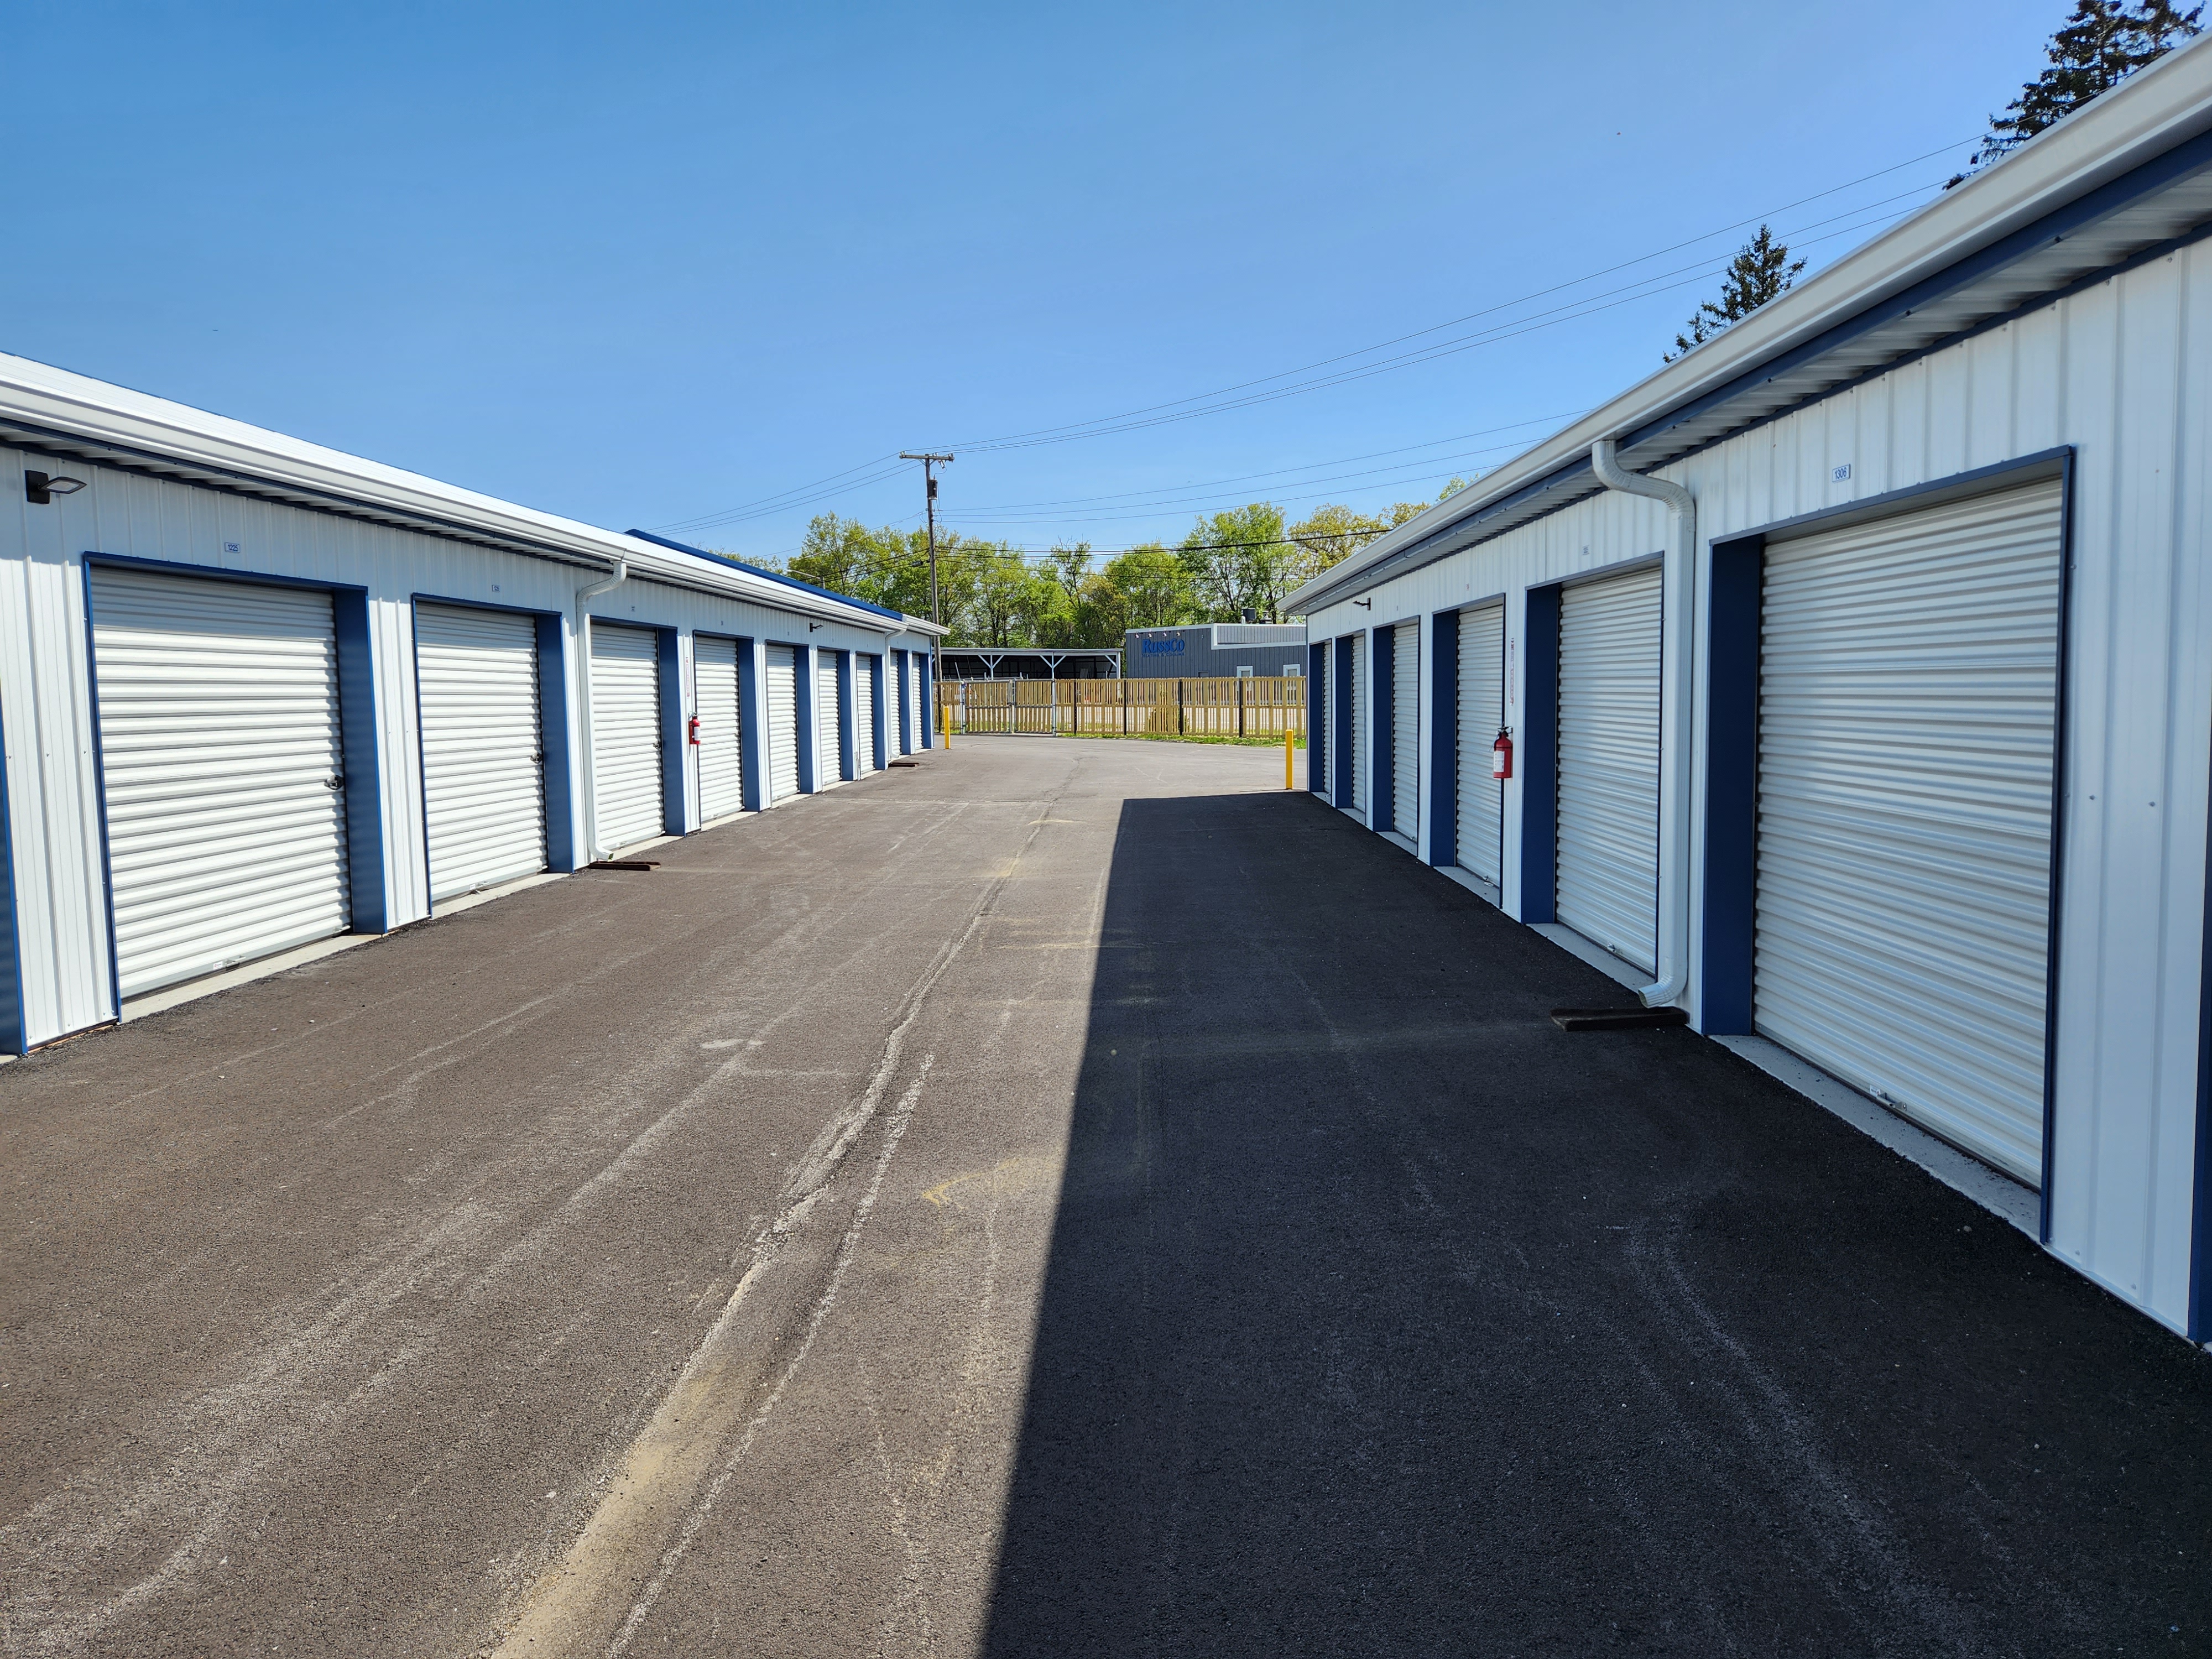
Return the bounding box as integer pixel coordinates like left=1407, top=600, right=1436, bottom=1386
left=615, top=547, right=898, bottom=630
left=623, top=528, right=905, bottom=620
left=1288, top=39, right=2212, bottom=615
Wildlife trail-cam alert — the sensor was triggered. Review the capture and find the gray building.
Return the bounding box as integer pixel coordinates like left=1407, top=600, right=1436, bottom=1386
left=1124, top=622, right=1306, bottom=678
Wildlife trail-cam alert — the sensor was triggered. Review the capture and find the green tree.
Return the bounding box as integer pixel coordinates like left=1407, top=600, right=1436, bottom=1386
left=1666, top=227, right=1804, bottom=362
left=1102, top=545, right=1193, bottom=629
left=1072, top=572, right=1128, bottom=646
left=1950, top=0, right=2201, bottom=185
left=785, top=514, right=884, bottom=601
left=1282, top=478, right=1483, bottom=596
left=967, top=545, right=1045, bottom=647
left=1179, top=502, right=1295, bottom=622
left=1284, top=503, right=1388, bottom=587
left=707, top=548, right=786, bottom=574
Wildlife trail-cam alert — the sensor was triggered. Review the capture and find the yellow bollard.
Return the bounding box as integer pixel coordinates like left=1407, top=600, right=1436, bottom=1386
left=941, top=701, right=952, bottom=749
left=1284, top=723, right=1294, bottom=790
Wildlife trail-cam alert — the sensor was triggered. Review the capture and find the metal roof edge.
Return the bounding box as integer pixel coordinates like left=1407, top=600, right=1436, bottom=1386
left=1287, top=32, right=2212, bottom=615
left=623, top=529, right=904, bottom=621
left=0, top=353, right=899, bottom=629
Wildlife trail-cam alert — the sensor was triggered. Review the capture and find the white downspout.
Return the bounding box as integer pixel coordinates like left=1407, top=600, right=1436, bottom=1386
left=573, top=560, right=628, bottom=862
left=1589, top=440, right=1693, bottom=1009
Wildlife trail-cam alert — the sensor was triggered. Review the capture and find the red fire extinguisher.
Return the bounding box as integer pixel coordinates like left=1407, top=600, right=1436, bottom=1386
left=687, top=714, right=702, bottom=747
left=1491, top=728, right=1514, bottom=780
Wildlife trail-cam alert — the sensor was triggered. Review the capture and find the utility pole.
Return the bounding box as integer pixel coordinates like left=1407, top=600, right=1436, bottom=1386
left=899, top=451, right=953, bottom=724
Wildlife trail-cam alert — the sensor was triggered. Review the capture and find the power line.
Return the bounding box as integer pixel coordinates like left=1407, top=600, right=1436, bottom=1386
left=940, top=187, right=1940, bottom=455
left=935, top=142, right=1974, bottom=454
left=944, top=410, right=1588, bottom=514
left=648, top=453, right=906, bottom=535
left=656, top=137, right=1974, bottom=537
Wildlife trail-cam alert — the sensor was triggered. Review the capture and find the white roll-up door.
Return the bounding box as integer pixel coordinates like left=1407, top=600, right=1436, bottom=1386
left=1756, top=478, right=2064, bottom=1185
left=817, top=653, right=844, bottom=786
left=1391, top=621, right=1418, bottom=838
left=695, top=635, right=744, bottom=820
left=591, top=623, right=662, bottom=852
left=854, top=655, right=877, bottom=775
left=1457, top=604, right=1505, bottom=887
left=89, top=567, right=350, bottom=998
left=1556, top=566, right=1662, bottom=974
left=766, top=645, right=800, bottom=800
left=415, top=604, right=544, bottom=902
left=1349, top=635, right=1368, bottom=816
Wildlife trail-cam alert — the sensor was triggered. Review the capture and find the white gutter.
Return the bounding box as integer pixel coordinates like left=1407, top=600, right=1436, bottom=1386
left=572, top=560, right=629, bottom=861
left=1590, top=440, right=1692, bottom=1010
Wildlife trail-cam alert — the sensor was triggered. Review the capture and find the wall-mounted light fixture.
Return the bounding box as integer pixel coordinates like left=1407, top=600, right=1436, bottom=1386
left=25, top=471, right=86, bottom=505
left=1353, top=597, right=1373, bottom=609
left=808, top=621, right=821, bottom=632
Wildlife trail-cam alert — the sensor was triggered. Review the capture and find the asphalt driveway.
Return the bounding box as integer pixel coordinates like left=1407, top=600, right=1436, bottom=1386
left=1, top=737, right=2205, bottom=1657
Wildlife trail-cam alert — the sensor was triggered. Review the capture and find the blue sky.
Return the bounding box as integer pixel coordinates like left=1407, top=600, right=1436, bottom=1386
left=4, top=1, right=2060, bottom=562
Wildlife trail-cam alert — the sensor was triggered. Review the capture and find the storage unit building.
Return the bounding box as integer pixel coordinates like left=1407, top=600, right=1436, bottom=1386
left=0, top=352, right=942, bottom=1058
left=1285, top=36, right=2212, bottom=1343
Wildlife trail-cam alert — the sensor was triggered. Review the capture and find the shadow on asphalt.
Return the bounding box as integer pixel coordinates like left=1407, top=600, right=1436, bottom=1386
left=978, top=789, right=2212, bottom=1657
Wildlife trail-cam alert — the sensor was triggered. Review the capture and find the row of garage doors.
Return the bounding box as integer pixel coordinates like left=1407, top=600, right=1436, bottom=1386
left=84, top=566, right=922, bottom=1001
left=1330, top=474, right=2066, bottom=1190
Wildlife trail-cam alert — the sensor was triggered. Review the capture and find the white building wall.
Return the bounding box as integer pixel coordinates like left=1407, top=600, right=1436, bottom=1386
left=1304, top=245, right=2212, bottom=1333
left=0, top=445, right=918, bottom=1046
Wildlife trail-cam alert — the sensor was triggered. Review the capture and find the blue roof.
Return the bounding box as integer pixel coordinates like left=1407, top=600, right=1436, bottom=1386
left=624, top=529, right=906, bottom=620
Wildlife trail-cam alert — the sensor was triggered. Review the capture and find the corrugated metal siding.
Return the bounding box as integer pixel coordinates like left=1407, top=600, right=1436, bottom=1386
left=1556, top=566, right=1662, bottom=975
left=1392, top=620, right=1418, bottom=837
left=415, top=603, right=545, bottom=902
left=1756, top=479, right=2063, bottom=1187
left=1457, top=604, right=1505, bottom=888
left=1289, top=242, right=2212, bottom=1329
left=694, top=634, right=744, bottom=820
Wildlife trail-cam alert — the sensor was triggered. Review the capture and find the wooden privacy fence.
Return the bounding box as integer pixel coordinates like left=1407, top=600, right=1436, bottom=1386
left=938, top=676, right=1306, bottom=738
